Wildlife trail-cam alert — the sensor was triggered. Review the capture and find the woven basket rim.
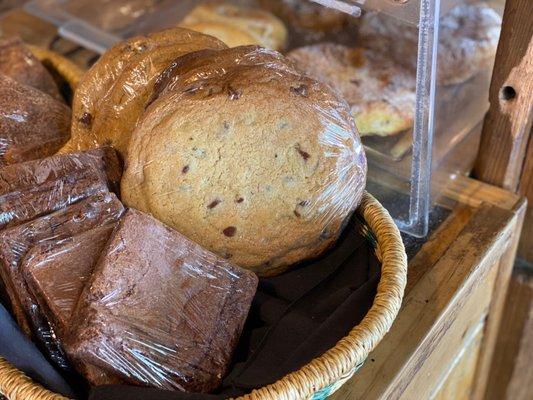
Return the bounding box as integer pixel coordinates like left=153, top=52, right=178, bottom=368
left=28, top=45, right=83, bottom=91
left=0, top=47, right=407, bottom=400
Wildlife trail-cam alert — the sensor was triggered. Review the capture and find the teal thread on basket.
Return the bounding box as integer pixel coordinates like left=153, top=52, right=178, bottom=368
left=309, top=361, right=365, bottom=399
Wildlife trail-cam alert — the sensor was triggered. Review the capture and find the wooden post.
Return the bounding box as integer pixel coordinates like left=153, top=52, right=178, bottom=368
left=473, top=0, right=533, bottom=191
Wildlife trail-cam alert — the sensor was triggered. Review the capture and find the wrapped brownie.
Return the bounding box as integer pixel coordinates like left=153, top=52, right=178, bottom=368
left=0, top=192, right=124, bottom=369
left=0, top=37, right=62, bottom=101
left=0, top=147, right=121, bottom=230
left=66, top=209, right=258, bottom=392
left=22, top=225, right=123, bottom=385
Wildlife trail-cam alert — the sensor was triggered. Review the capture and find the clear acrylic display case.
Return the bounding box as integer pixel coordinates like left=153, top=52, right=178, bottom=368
left=25, top=0, right=504, bottom=237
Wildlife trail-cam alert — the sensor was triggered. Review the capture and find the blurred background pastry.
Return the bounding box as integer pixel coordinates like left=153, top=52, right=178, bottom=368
left=359, top=3, right=502, bottom=86
left=289, top=43, right=415, bottom=137
left=180, top=3, right=288, bottom=50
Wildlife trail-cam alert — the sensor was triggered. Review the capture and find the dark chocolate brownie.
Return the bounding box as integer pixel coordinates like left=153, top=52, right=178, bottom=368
left=0, top=74, right=70, bottom=166
left=22, top=225, right=124, bottom=386
left=0, top=193, right=124, bottom=356
left=0, top=37, right=62, bottom=101
left=0, top=148, right=122, bottom=230
left=22, top=225, right=116, bottom=335
left=66, top=209, right=258, bottom=392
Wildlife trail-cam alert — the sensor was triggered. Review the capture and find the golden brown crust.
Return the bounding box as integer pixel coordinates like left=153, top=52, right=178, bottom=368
left=259, top=0, right=350, bottom=33
left=121, top=49, right=366, bottom=275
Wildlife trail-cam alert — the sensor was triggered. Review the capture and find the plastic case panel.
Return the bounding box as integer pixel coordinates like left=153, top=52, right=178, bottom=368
left=25, top=0, right=503, bottom=237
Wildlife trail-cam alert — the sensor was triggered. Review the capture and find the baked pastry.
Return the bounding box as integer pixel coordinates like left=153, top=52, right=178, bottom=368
left=180, top=3, right=288, bottom=50
left=179, top=21, right=260, bottom=48
left=122, top=47, right=366, bottom=275
left=66, top=208, right=258, bottom=392
left=22, top=225, right=122, bottom=386
left=0, top=148, right=121, bottom=230
left=64, top=27, right=226, bottom=158
left=359, top=3, right=502, bottom=85
left=0, top=74, right=71, bottom=166
left=288, top=43, right=416, bottom=137
left=259, top=0, right=351, bottom=33
left=0, top=37, right=62, bottom=101
left=0, top=193, right=124, bottom=349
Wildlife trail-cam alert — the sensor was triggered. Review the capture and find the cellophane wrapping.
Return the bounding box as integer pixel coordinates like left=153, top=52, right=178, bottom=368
left=66, top=208, right=258, bottom=392
left=0, top=192, right=124, bottom=370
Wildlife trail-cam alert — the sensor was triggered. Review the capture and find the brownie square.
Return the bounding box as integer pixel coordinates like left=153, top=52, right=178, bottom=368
left=67, top=209, right=258, bottom=392
left=0, top=193, right=124, bottom=341
left=0, top=147, right=121, bottom=230
left=22, top=224, right=124, bottom=385
left=22, top=225, right=116, bottom=335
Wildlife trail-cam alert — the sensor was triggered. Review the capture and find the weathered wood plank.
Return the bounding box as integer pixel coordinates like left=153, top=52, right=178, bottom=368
left=474, top=0, right=533, bottom=191
left=484, top=263, right=533, bottom=400
left=432, top=322, right=484, bottom=400
left=517, top=128, right=533, bottom=261
left=471, top=200, right=526, bottom=400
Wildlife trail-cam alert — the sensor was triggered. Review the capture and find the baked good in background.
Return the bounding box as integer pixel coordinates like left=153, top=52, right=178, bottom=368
left=180, top=3, right=288, bottom=50
left=63, top=28, right=227, bottom=158
left=359, top=3, right=502, bottom=86
left=65, top=208, right=258, bottom=392
left=0, top=37, right=62, bottom=101
left=259, top=0, right=351, bottom=35
left=121, top=46, right=366, bottom=276
left=0, top=74, right=71, bottom=166
left=288, top=43, right=416, bottom=137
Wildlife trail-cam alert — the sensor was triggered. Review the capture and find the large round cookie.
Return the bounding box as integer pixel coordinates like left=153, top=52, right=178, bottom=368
left=359, top=4, right=502, bottom=85
left=288, top=43, right=416, bottom=137
left=180, top=3, right=288, bottom=50
left=121, top=56, right=366, bottom=276
left=65, top=28, right=226, bottom=155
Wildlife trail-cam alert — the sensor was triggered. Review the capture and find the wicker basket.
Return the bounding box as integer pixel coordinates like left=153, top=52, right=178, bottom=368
left=27, top=45, right=83, bottom=101
left=0, top=192, right=407, bottom=400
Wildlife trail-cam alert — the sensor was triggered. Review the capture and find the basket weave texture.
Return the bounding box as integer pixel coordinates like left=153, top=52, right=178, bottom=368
left=0, top=48, right=407, bottom=400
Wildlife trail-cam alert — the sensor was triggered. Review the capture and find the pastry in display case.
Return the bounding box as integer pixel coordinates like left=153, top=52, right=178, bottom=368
left=25, top=0, right=503, bottom=237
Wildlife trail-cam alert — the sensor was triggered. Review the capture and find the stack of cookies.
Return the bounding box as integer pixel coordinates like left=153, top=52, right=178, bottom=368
left=61, top=31, right=367, bottom=277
